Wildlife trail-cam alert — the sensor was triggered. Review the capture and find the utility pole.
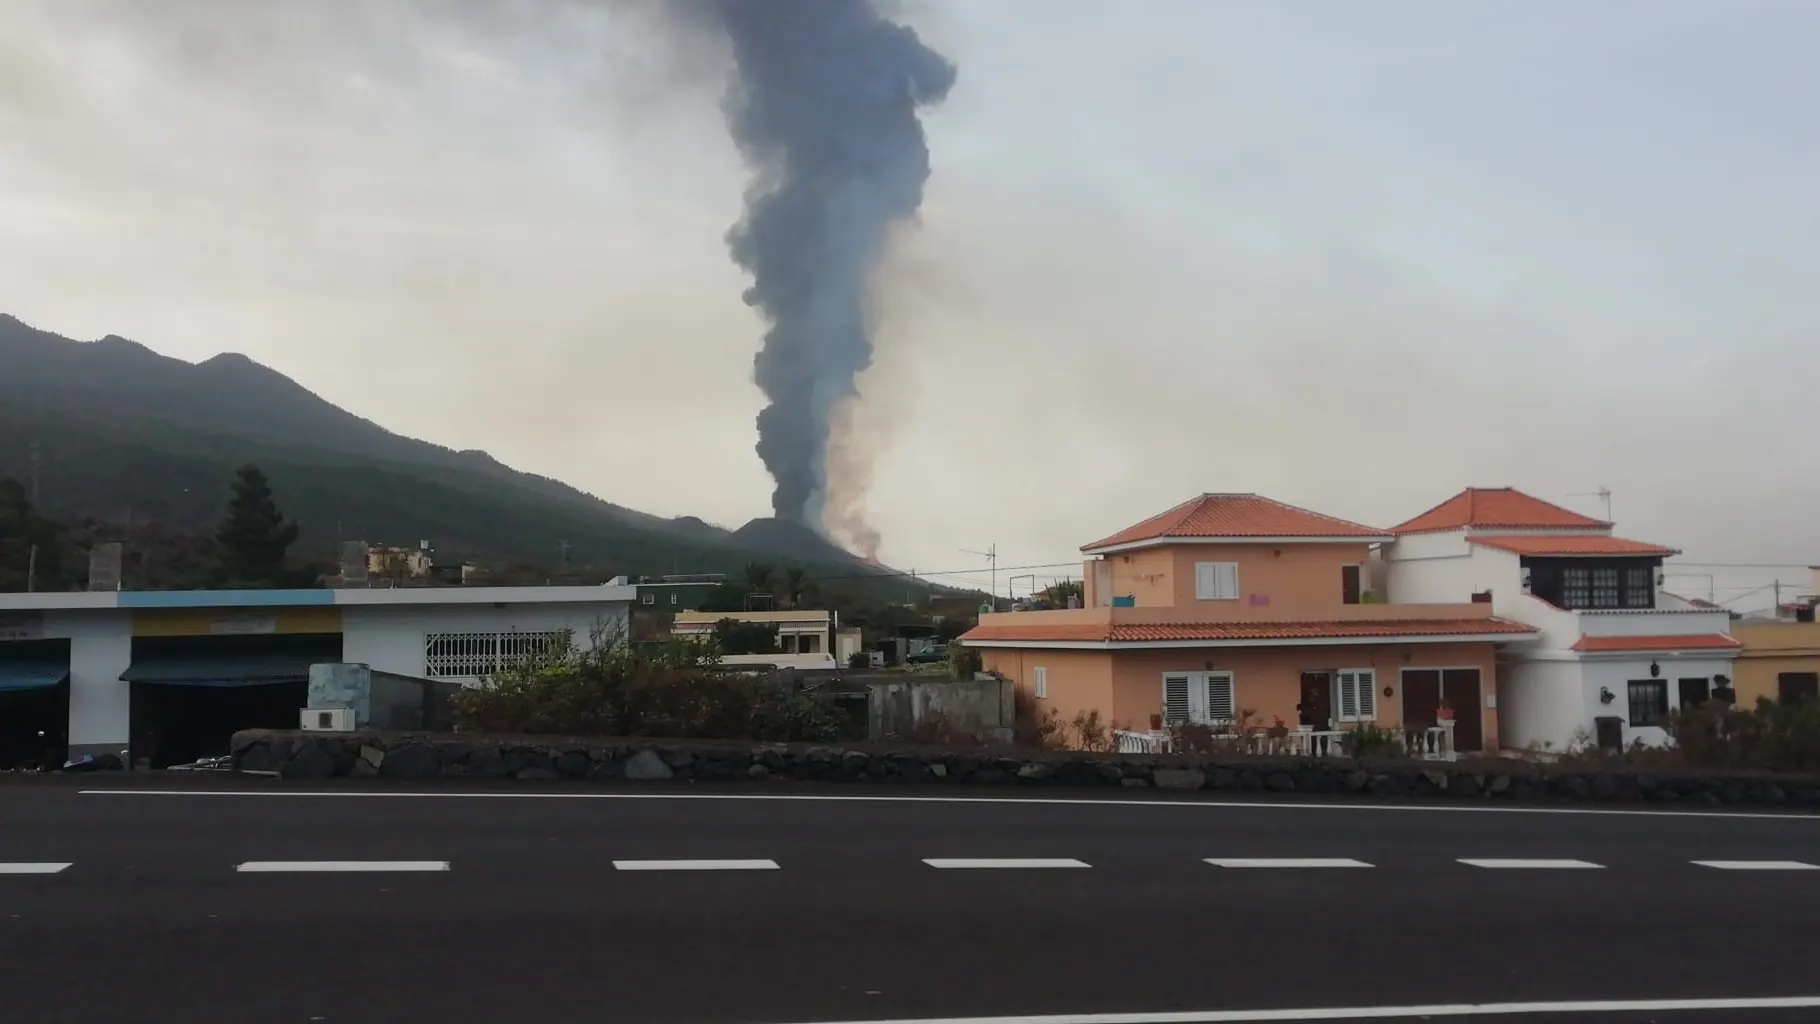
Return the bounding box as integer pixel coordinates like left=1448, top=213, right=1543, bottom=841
left=962, top=544, right=998, bottom=611
left=25, top=440, right=41, bottom=593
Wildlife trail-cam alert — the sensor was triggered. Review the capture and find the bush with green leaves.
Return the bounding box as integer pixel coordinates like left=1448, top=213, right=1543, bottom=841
left=449, top=634, right=847, bottom=742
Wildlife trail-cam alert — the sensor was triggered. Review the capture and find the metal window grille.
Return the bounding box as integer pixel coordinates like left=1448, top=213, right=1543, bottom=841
left=424, top=631, right=569, bottom=679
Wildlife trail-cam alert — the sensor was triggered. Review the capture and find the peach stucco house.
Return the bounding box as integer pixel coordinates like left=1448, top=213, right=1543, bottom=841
left=959, top=494, right=1537, bottom=755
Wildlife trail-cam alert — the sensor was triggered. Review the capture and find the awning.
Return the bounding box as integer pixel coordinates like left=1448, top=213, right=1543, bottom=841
left=119, top=653, right=320, bottom=687
left=0, top=662, right=69, bottom=693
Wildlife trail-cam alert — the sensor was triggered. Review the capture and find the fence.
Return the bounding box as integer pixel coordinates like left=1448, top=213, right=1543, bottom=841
left=1113, top=723, right=1457, bottom=762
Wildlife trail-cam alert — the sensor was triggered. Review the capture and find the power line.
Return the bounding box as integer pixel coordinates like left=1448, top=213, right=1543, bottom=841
left=1669, top=562, right=1816, bottom=569
left=805, top=560, right=1083, bottom=583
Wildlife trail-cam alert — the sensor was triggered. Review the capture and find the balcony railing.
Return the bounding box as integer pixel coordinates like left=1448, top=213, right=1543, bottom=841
left=1112, top=722, right=1457, bottom=762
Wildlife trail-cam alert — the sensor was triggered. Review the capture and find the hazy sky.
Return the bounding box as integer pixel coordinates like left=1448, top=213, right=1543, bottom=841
left=3, top=0, right=1815, bottom=609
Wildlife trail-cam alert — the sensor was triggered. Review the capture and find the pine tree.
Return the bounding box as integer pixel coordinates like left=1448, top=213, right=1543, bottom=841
left=213, top=464, right=299, bottom=587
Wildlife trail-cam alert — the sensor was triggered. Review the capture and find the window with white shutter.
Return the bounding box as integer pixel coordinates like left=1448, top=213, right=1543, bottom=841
left=1204, top=672, right=1235, bottom=722
left=1163, top=674, right=1193, bottom=724
left=1336, top=669, right=1377, bottom=723
left=1195, top=561, right=1239, bottom=601
left=1163, top=671, right=1235, bottom=725
left=1033, top=666, right=1048, bottom=700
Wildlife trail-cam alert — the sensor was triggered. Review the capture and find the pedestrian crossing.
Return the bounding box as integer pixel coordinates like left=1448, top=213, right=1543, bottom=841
left=4, top=857, right=1818, bottom=875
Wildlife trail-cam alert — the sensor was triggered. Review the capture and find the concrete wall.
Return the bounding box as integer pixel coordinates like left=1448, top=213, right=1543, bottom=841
left=1730, top=621, right=1820, bottom=706
left=1499, top=659, right=1586, bottom=752
left=340, top=601, right=627, bottom=683
left=867, top=677, right=1015, bottom=741
left=46, top=610, right=132, bottom=756
left=978, top=649, right=1114, bottom=731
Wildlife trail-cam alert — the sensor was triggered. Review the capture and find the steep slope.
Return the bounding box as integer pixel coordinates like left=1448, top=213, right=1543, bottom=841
left=0, top=314, right=880, bottom=579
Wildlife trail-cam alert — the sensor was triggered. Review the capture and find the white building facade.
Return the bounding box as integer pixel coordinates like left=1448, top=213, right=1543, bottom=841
left=1381, top=488, right=1739, bottom=752
left=0, top=584, right=635, bottom=763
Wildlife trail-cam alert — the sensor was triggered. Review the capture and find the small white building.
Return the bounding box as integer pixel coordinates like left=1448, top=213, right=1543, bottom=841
left=1381, top=487, right=1738, bottom=752
left=669, top=609, right=863, bottom=670
left=0, top=584, right=635, bottom=768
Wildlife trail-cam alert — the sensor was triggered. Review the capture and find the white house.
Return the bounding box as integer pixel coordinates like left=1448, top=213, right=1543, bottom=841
left=669, top=609, right=863, bottom=670
left=0, top=583, right=636, bottom=768
left=1381, top=487, right=1739, bottom=752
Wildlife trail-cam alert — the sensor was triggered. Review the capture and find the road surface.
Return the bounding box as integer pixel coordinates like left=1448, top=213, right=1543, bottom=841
left=3, top=778, right=1819, bottom=1023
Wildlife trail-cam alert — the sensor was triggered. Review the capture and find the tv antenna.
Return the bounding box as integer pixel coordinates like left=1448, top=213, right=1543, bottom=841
left=961, top=544, right=998, bottom=609
left=1570, top=486, right=1612, bottom=522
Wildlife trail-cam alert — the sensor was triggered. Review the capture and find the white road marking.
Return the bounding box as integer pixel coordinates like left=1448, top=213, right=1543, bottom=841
left=235, top=860, right=450, bottom=873
left=1693, top=859, right=1820, bottom=871
left=612, top=859, right=779, bottom=871
left=1458, top=858, right=1603, bottom=870
left=0, top=862, right=72, bottom=875
left=923, top=858, right=1090, bottom=869
left=767, top=995, right=1820, bottom=1023
left=75, top=788, right=1820, bottom=823
left=1205, top=858, right=1373, bottom=869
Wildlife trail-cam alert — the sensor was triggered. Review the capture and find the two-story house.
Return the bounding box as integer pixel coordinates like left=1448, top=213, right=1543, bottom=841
left=1380, top=487, right=1741, bottom=753
left=959, top=494, right=1536, bottom=754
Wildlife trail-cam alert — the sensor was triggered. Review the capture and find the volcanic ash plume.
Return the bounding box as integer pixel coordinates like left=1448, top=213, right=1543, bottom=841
left=703, top=0, right=955, bottom=537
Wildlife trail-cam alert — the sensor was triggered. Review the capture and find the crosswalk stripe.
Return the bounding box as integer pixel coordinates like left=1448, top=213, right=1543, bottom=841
left=1458, top=858, right=1604, bottom=869
left=235, top=860, right=450, bottom=873
left=1693, top=860, right=1820, bottom=871
left=1205, top=858, right=1373, bottom=869
left=923, top=858, right=1090, bottom=869
left=0, top=862, right=73, bottom=875
left=612, top=859, right=780, bottom=871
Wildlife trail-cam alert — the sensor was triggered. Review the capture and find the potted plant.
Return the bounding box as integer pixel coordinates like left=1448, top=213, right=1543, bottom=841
left=1436, top=700, right=1456, bottom=723
left=1149, top=712, right=1164, bottom=731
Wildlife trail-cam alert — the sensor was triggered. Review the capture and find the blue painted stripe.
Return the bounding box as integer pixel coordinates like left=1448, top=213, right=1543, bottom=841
left=117, top=589, right=335, bottom=609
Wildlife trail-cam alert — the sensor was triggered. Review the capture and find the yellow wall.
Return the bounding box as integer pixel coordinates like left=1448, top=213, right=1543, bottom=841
left=132, top=607, right=343, bottom=637
left=1730, top=621, right=1820, bottom=706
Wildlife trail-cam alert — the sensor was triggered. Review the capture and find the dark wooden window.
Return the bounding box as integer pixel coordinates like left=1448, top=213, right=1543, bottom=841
left=1779, top=672, right=1819, bottom=706
left=1624, top=567, right=1654, bottom=608
left=1341, top=564, right=1362, bottom=605
left=1627, top=680, right=1668, bottom=728
left=1526, top=557, right=1659, bottom=611
left=1591, top=567, right=1621, bottom=608
left=1677, top=677, right=1710, bottom=709
left=1562, top=567, right=1592, bottom=608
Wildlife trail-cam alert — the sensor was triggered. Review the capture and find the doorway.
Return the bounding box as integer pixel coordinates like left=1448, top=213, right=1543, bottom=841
left=1401, top=667, right=1484, bottom=753
left=1299, top=672, right=1334, bottom=729
left=1678, top=677, right=1711, bottom=710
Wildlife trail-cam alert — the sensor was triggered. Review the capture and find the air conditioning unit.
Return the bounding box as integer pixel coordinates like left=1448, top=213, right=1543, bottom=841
left=300, top=707, right=355, bottom=732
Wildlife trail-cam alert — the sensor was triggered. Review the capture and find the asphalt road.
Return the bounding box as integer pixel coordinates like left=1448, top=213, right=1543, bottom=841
left=4, top=778, right=1820, bottom=1024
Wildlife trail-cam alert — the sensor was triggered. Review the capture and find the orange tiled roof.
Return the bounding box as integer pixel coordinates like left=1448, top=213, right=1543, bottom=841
left=1082, top=494, right=1389, bottom=552
left=1571, top=634, right=1741, bottom=652
left=1469, top=535, right=1679, bottom=557
left=961, top=618, right=1537, bottom=646
left=1393, top=487, right=1610, bottom=535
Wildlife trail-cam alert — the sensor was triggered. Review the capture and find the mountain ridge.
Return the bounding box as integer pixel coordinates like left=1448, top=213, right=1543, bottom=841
left=0, top=314, right=887, bottom=581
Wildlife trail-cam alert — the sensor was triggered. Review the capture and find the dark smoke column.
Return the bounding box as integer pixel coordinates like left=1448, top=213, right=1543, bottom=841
left=706, top=0, right=956, bottom=528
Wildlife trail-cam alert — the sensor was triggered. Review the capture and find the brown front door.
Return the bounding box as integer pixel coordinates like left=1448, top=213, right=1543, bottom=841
left=1299, top=672, right=1334, bottom=729
left=1442, top=668, right=1483, bottom=753
left=1402, top=669, right=1440, bottom=728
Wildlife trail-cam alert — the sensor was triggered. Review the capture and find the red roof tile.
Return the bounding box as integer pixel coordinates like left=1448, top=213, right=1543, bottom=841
left=1570, top=634, right=1741, bottom=653
left=961, top=618, right=1536, bottom=646
left=1393, top=488, right=1610, bottom=535
left=1469, top=536, right=1679, bottom=557
left=1082, top=494, right=1389, bottom=552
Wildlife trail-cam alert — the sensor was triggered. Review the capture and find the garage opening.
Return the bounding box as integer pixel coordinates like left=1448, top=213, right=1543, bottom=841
left=0, top=639, right=71, bottom=771
left=125, top=634, right=341, bottom=769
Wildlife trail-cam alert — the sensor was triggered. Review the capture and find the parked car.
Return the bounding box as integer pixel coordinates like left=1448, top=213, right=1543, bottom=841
left=906, top=644, right=949, bottom=665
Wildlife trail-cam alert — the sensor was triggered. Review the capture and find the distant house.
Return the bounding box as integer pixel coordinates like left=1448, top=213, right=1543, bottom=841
left=669, top=609, right=863, bottom=670
left=1381, top=487, right=1739, bottom=752
left=366, top=545, right=433, bottom=580
left=959, top=493, right=1535, bottom=755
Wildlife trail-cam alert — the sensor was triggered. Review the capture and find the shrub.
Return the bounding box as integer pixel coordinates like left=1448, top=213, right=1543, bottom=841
left=1341, top=723, right=1405, bottom=759
left=449, top=635, right=847, bottom=742
left=1666, top=698, right=1820, bottom=773
left=947, top=644, right=982, bottom=680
